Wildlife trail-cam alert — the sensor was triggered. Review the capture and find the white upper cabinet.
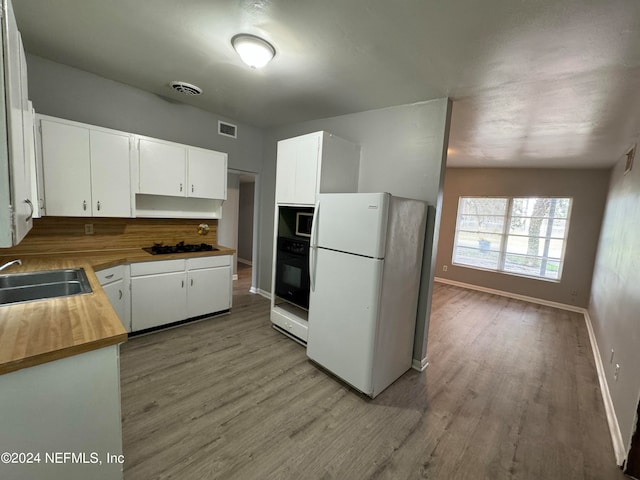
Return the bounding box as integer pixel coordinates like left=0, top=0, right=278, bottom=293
left=275, top=131, right=360, bottom=206
left=137, top=136, right=227, bottom=201
left=188, top=147, right=227, bottom=200
left=41, top=120, right=92, bottom=216
left=89, top=130, right=132, bottom=217
left=39, top=116, right=133, bottom=217
left=0, top=0, right=34, bottom=247
left=276, top=133, right=319, bottom=205
left=138, top=138, right=187, bottom=197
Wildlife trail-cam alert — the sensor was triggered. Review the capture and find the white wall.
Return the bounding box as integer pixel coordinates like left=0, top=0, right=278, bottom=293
left=26, top=54, right=267, bottom=280
left=259, top=99, right=452, bottom=363
left=436, top=168, right=610, bottom=307
left=589, top=145, right=640, bottom=454
left=26, top=54, right=264, bottom=174
left=238, top=181, right=254, bottom=263
left=218, top=173, right=239, bottom=274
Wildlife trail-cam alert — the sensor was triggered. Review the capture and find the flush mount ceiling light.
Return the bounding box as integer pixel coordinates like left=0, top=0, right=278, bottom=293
left=231, top=34, right=275, bottom=69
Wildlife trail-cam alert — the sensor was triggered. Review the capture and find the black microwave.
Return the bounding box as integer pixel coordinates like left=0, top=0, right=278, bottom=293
left=295, top=212, right=313, bottom=237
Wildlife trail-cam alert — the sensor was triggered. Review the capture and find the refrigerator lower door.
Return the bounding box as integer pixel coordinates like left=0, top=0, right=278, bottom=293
left=307, top=247, right=383, bottom=396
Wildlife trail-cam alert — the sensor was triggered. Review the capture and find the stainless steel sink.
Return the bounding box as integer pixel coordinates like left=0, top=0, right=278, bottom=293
left=0, top=268, right=93, bottom=306
left=0, top=269, right=85, bottom=288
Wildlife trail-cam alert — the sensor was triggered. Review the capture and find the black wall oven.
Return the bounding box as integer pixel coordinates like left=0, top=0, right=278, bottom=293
left=275, top=236, right=310, bottom=309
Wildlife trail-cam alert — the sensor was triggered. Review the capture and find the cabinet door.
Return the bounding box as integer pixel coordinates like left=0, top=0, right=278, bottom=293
left=102, top=280, right=130, bottom=332
left=41, top=120, right=92, bottom=216
left=138, top=138, right=186, bottom=197
left=187, top=266, right=231, bottom=318
left=131, top=272, right=187, bottom=331
left=187, top=147, right=227, bottom=199
left=90, top=130, right=132, bottom=217
left=275, top=133, right=319, bottom=205
left=11, top=34, right=33, bottom=243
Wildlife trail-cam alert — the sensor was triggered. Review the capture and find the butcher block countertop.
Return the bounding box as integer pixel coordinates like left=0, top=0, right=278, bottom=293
left=0, top=246, right=235, bottom=376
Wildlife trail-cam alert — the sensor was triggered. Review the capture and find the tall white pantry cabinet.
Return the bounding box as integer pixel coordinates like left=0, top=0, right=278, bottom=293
left=270, top=131, right=360, bottom=343
left=275, top=131, right=360, bottom=206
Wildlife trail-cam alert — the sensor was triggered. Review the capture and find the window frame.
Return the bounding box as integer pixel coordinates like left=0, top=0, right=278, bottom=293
left=451, top=196, right=573, bottom=282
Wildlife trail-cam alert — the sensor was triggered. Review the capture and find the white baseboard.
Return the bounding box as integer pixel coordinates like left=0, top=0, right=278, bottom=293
left=250, top=287, right=271, bottom=299
left=434, top=277, right=584, bottom=313
left=412, top=357, right=429, bottom=372
left=435, top=276, right=627, bottom=466
left=583, top=310, right=627, bottom=466
left=238, top=258, right=253, bottom=266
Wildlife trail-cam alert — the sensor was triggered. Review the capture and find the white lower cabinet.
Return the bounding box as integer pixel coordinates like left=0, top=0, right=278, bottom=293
left=130, top=256, right=232, bottom=333
left=0, top=346, right=123, bottom=480
left=186, top=256, right=232, bottom=318
left=96, top=265, right=131, bottom=332
left=131, top=270, right=187, bottom=331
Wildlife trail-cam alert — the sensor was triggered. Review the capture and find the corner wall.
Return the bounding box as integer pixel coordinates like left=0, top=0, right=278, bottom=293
left=589, top=148, right=640, bottom=453
left=259, top=98, right=452, bottom=362
left=435, top=168, right=610, bottom=307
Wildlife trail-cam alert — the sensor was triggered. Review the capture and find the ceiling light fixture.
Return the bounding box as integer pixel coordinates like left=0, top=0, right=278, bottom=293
left=231, top=34, right=275, bottom=69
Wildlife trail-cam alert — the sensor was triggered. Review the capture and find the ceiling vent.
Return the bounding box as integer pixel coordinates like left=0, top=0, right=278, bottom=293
left=218, top=121, right=237, bottom=139
left=170, top=81, right=202, bottom=96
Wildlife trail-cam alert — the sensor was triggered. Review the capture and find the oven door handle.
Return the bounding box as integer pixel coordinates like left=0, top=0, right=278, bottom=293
left=309, top=200, right=320, bottom=291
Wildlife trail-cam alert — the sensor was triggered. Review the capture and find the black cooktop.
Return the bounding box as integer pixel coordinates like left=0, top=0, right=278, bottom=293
left=143, top=242, right=218, bottom=255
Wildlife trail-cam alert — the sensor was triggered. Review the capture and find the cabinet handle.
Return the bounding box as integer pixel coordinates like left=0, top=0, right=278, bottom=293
left=25, top=199, right=34, bottom=222
left=190, top=278, right=193, bottom=286
left=191, top=184, right=194, bottom=193
left=83, top=200, right=87, bottom=211
left=180, top=183, right=183, bottom=192
left=105, top=274, right=114, bottom=279
left=118, top=289, right=123, bottom=300
left=97, top=201, right=101, bottom=211
left=181, top=280, right=184, bottom=288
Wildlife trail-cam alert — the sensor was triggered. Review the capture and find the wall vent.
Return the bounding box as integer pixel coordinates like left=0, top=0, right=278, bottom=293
left=170, top=81, right=202, bottom=96
left=218, top=121, right=237, bottom=139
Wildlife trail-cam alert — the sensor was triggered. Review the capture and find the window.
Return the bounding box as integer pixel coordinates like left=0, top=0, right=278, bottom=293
left=452, top=197, right=572, bottom=281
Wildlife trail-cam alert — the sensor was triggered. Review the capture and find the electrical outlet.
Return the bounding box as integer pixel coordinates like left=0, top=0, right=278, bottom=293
left=615, top=363, right=620, bottom=381
left=84, top=224, right=94, bottom=235
left=443, top=265, right=448, bottom=272
left=610, top=349, right=615, bottom=364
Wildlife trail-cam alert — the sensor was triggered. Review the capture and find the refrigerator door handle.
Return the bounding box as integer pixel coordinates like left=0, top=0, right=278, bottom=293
left=309, top=199, right=320, bottom=290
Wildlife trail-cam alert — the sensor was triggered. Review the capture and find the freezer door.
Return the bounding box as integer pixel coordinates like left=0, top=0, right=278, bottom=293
left=307, top=247, right=384, bottom=396
left=315, top=193, right=389, bottom=258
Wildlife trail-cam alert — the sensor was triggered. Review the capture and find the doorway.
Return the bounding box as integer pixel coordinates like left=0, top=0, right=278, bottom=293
left=217, top=170, right=259, bottom=301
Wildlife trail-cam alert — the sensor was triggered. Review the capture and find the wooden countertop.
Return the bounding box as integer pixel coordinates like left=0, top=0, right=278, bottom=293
left=0, top=246, right=235, bottom=376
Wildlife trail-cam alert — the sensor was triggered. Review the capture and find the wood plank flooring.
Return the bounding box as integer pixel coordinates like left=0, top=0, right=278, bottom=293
left=120, top=275, right=626, bottom=479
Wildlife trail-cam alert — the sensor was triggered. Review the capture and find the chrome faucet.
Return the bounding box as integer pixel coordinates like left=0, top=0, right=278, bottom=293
left=0, top=259, right=22, bottom=272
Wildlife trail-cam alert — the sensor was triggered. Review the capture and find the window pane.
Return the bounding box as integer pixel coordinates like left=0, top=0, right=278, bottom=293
left=453, top=246, right=500, bottom=270
left=505, top=236, right=565, bottom=258
left=459, top=198, right=507, bottom=216
left=455, top=231, right=502, bottom=251
left=543, top=260, right=562, bottom=279
left=459, top=215, right=505, bottom=234
left=503, top=254, right=543, bottom=276
left=509, top=218, right=567, bottom=239
left=505, top=235, right=531, bottom=255
left=552, top=198, right=571, bottom=219
left=550, top=219, right=567, bottom=238
left=547, top=239, right=564, bottom=259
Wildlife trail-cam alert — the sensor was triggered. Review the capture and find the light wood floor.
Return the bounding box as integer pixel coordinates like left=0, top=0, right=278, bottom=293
left=120, top=274, right=626, bottom=479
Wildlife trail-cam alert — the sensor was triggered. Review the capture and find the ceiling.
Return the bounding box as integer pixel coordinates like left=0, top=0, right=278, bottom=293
left=13, top=0, right=640, bottom=168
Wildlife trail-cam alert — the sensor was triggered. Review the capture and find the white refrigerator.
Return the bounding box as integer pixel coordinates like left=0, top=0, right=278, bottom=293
left=306, top=192, right=427, bottom=398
